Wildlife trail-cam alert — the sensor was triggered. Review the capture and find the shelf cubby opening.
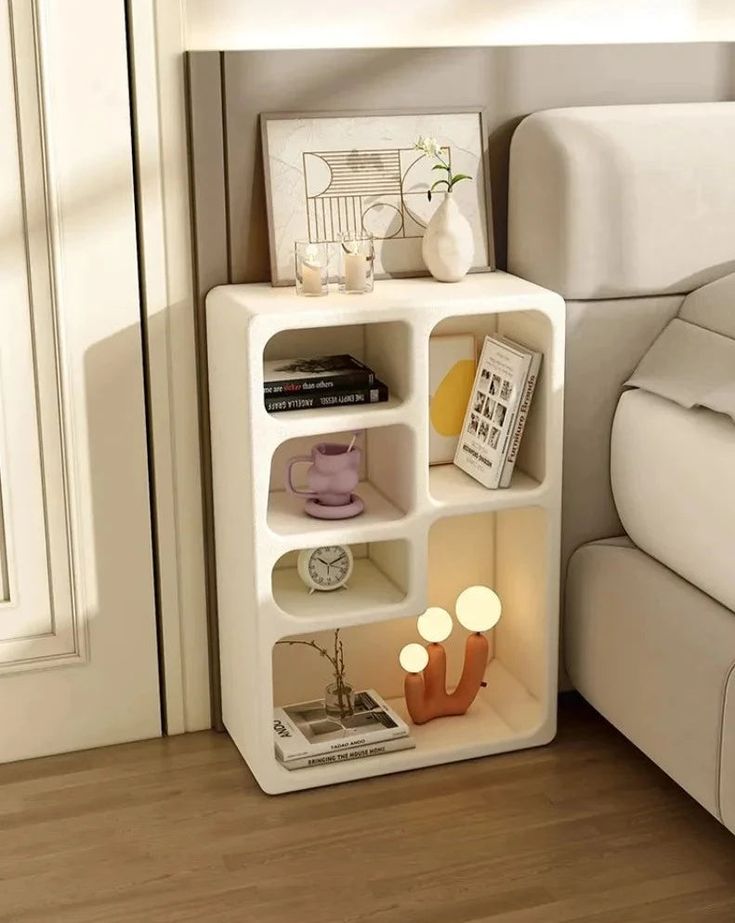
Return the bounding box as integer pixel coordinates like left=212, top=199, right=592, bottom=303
left=268, top=506, right=551, bottom=782
left=266, top=424, right=416, bottom=536
left=262, top=319, right=414, bottom=419
left=271, top=539, right=411, bottom=621
left=429, top=507, right=551, bottom=708
left=427, top=310, right=553, bottom=507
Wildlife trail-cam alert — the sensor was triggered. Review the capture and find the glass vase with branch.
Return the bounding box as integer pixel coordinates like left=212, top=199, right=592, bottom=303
left=276, top=629, right=355, bottom=719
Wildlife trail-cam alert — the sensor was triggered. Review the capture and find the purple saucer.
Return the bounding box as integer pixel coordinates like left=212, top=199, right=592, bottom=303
left=304, top=494, right=364, bottom=520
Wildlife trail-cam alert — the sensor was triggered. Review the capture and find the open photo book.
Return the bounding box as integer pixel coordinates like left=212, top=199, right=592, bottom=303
left=273, top=689, right=411, bottom=764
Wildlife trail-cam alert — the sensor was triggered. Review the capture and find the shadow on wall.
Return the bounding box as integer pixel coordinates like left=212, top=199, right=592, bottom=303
left=82, top=321, right=162, bottom=737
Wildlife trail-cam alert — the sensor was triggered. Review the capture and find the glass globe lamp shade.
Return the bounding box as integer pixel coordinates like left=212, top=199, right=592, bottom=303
left=455, top=585, right=502, bottom=633
left=399, top=643, right=429, bottom=674
left=416, top=607, right=453, bottom=644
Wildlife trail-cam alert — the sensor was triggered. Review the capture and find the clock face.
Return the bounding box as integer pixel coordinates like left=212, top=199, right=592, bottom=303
left=306, top=545, right=351, bottom=590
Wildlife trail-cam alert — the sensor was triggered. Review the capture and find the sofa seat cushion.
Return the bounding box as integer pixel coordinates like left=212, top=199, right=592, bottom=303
left=611, top=389, right=735, bottom=611
left=566, top=539, right=735, bottom=829
left=723, top=669, right=735, bottom=834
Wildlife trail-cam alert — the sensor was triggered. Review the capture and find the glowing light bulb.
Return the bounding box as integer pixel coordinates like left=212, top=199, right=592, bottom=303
left=416, top=607, right=453, bottom=643
left=455, top=585, right=502, bottom=633
left=399, top=643, right=429, bottom=674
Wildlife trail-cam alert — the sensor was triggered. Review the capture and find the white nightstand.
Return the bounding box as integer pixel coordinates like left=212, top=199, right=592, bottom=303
left=207, top=272, right=564, bottom=793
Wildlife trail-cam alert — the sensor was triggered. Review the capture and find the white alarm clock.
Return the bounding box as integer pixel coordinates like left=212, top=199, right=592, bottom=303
left=297, top=545, right=353, bottom=593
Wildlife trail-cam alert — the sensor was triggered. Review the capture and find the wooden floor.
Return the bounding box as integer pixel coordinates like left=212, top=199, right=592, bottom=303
left=1, top=696, right=734, bottom=923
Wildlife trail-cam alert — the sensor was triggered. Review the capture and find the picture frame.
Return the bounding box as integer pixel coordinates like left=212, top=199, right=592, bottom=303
left=260, top=108, right=495, bottom=286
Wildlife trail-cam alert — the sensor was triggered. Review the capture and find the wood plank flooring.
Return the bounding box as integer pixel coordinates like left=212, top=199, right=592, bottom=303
left=1, top=696, right=734, bottom=923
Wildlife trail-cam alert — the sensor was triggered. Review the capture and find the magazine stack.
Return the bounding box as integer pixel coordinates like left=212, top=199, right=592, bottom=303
left=273, top=689, right=414, bottom=770
left=454, top=335, right=542, bottom=489
left=263, top=354, right=389, bottom=412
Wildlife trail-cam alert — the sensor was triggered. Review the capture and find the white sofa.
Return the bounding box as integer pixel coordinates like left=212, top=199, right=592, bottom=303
left=507, top=102, right=735, bottom=834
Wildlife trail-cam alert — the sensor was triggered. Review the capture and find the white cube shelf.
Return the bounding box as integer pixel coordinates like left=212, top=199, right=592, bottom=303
left=207, top=272, right=564, bottom=794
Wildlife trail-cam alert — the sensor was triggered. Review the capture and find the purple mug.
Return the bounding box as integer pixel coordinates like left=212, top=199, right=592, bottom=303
left=286, top=442, right=361, bottom=507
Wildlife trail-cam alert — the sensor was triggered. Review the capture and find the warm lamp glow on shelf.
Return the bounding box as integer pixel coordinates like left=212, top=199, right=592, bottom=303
left=456, top=585, right=502, bottom=632
left=399, top=642, right=429, bottom=674
left=399, top=586, right=502, bottom=725
left=417, top=607, right=453, bottom=643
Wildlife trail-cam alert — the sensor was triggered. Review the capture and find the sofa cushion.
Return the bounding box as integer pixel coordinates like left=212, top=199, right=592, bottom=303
left=723, top=669, right=735, bottom=834
left=567, top=540, right=735, bottom=828
left=611, top=389, right=735, bottom=611
left=507, top=103, right=735, bottom=299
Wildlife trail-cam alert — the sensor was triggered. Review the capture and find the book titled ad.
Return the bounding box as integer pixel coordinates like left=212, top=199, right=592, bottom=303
left=274, top=689, right=410, bottom=764
left=263, top=354, right=375, bottom=396
left=264, top=380, right=389, bottom=413
left=453, top=335, right=541, bottom=489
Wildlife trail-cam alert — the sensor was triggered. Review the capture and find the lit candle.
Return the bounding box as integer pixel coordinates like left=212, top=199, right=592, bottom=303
left=301, top=257, right=323, bottom=295
left=344, top=251, right=367, bottom=293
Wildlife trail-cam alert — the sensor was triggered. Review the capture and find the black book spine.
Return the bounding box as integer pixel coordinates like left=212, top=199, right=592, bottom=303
left=264, top=370, right=375, bottom=396
left=265, top=381, right=389, bottom=413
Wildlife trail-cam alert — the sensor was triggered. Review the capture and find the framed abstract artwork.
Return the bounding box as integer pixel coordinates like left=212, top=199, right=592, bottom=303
left=261, top=109, right=494, bottom=286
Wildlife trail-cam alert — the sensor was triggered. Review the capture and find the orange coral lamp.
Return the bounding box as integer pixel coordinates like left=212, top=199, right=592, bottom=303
left=399, top=587, right=502, bottom=725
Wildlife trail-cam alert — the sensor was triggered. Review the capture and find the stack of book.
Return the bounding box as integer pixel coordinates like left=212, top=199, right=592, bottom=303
left=273, top=689, right=414, bottom=770
left=263, top=354, right=389, bottom=413
left=453, top=335, right=542, bottom=489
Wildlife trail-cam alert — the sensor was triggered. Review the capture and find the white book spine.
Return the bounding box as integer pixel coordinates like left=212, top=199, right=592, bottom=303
left=280, top=736, right=415, bottom=770
left=499, top=350, right=542, bottom=488
left=275, top=719, right=408, bottom=762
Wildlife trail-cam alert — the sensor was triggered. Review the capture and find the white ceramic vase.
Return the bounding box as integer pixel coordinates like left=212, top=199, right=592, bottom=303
left=422, top=192, right=474, bottom=283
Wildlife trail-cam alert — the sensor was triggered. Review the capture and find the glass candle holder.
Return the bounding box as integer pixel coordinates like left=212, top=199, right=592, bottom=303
left=294, top=241, right=328, bottom=296
left=338, top=233, right=374, bottom=294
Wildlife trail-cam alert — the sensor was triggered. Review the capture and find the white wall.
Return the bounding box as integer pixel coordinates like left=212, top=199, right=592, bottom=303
left=184, top=0, right=735, bottom=49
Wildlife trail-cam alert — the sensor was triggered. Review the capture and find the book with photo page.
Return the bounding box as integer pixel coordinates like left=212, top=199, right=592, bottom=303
left=453, top=335, right=541, bottom=489
left=273, top=689, right=412, bottom=767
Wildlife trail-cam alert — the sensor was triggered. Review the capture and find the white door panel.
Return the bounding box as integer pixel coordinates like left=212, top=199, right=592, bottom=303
left=0, top=0, right=161, bottom=760
left=0, top=0, right=70, bottom=658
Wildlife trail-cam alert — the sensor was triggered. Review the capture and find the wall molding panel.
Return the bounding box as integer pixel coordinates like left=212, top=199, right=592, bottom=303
left=127, top=0, right=211, bottom=733
left=0, top=470, right=9, bottom=603
left=0, top=0, right=83, bottom=672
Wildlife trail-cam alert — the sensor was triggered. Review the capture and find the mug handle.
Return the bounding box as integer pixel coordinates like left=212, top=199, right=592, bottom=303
left=286, top=455, right=317, bottom=496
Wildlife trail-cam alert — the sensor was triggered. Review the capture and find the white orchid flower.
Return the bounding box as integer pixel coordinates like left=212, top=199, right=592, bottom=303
left=414, top=136, right=442, bottom=158
left=414, top=135, right=473, bottom=201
